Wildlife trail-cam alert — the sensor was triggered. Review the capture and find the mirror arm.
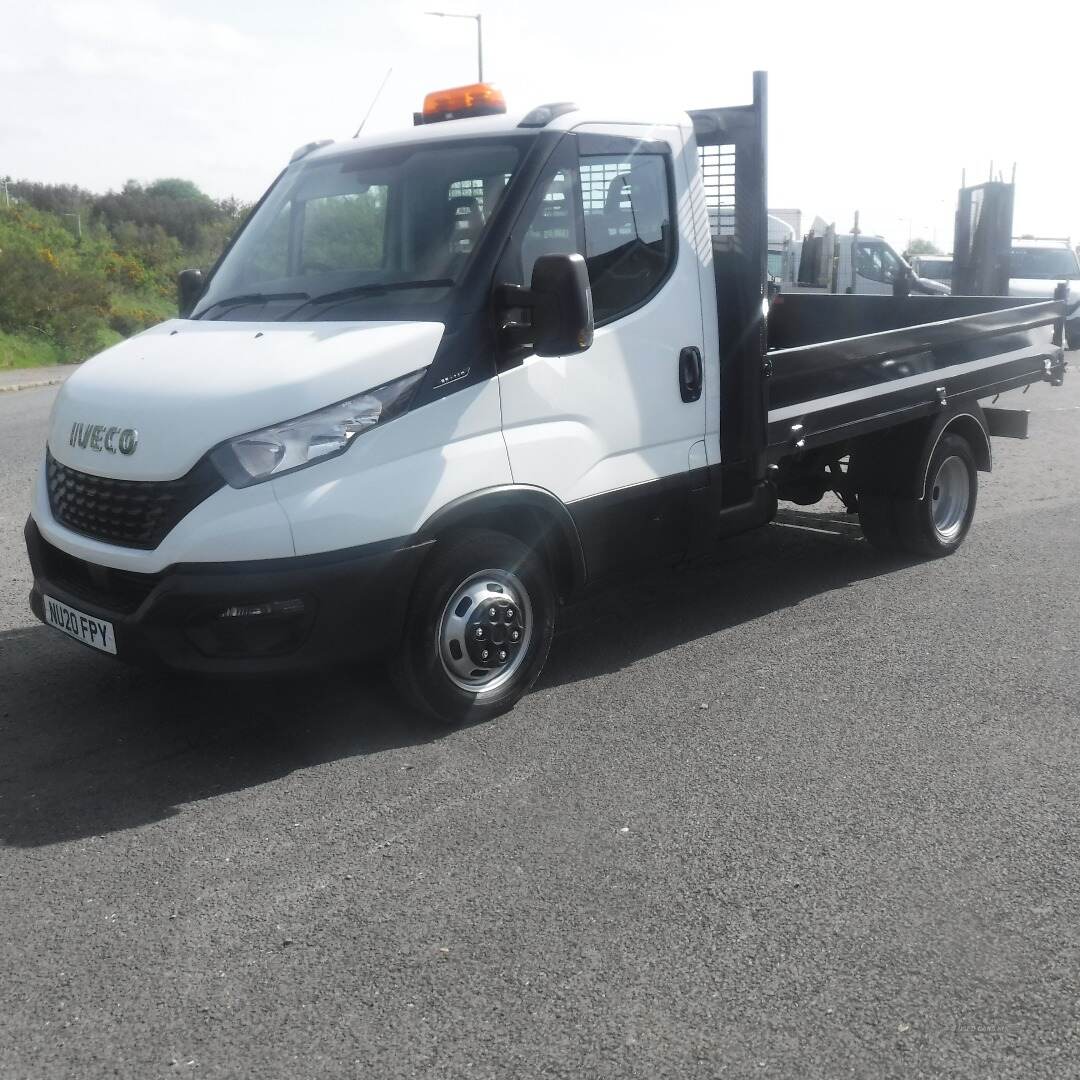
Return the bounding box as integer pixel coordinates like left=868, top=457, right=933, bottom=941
left=494, top=282, right=543, bottom=349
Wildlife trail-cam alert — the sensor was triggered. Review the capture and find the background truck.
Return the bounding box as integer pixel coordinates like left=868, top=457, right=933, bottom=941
left=25, top=74, right=1069, bottom=724
left=782, top=225, right=950, bottom=295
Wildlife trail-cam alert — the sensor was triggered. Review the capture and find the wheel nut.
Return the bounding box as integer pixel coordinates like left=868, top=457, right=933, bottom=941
left=510, top=630, right=520, bottom=642
left=480, top=649, right=489, bottom=660
left=498, top=650, right=507, bottom=662
left=488, top=606, right=497, bottom=618
left=474, top=626, right=485, bottom=638
left=505, top=607, right=515, bottom=620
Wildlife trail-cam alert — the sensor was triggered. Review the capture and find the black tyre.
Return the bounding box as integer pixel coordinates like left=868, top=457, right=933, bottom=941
left=392, top=529, right=556, bottom=725
left=859, top=433, right=978, bottom=557
left=855, top=493, right=902, bottom=553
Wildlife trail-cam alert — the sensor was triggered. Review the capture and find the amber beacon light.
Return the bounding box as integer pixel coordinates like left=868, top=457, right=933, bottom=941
left=421, top=83, right=507, bottom=123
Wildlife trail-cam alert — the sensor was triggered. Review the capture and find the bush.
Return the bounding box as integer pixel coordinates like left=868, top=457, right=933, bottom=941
left=108, top=306, right=161, bottom=337
left=0, top=247, right=110, bottom=358
left=0, top=176, right=249, bottom=362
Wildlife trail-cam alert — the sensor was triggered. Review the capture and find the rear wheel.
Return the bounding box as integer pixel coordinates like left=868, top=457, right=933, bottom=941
left=392, top=529, right=556, bottom=725
left=859, top=433, right=978, bottom=557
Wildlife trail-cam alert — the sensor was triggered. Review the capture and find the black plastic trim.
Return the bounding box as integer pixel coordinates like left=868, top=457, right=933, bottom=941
left=45, top=448, right=224, bottom=550
left=566, top=472, right=696, bottom=583
left=416, top=484, right=588, bottom=593
left=25, top=517, right=433, bottom=675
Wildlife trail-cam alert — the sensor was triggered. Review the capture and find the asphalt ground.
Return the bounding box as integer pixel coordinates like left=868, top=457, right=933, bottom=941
left=1, top=375, right=1078, bottom=1079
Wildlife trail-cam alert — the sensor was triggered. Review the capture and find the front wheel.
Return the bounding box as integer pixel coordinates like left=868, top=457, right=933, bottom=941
left=859, top=433, right=978, bottom=557
left=392, top=529, right=556, bottom=725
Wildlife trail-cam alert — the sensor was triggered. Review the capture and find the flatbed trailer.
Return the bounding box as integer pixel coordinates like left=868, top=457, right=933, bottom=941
left=690, top=73, right=1067, bottom=541
left=766, top=293, right=1066, bottom=457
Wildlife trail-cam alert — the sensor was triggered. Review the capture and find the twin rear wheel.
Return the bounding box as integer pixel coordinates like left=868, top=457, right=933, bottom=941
left=392, top=529, right=556, bottom=725
left=858, top=433, right=978, bottom=557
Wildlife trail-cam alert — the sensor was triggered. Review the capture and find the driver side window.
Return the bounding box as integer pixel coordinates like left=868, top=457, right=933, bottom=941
left=497, top=136, right=676, bottom=327
left=581, top=151, right=674, bottom=323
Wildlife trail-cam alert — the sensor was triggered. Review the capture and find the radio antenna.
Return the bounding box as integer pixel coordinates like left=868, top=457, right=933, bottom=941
left=354, top=68, right=393, bottom=138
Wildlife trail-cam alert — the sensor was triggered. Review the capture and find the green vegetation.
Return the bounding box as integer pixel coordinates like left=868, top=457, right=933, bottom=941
left=0, top=179, right=247, bottom=370
left=905, top=237, right=942, bottom=257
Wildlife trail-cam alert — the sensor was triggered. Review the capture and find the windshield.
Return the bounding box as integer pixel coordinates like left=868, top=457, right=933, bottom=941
left=1009, top=247, right=1080, bottom=280
left=917, top=258, right=952, bottom=281
left=193, top=136, right=529, bottom=321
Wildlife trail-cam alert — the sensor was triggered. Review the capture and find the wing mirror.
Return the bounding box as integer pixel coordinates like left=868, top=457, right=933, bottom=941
left=177, top=268, right=205, bottom=317
left=497, top=253, right=594, bottom=357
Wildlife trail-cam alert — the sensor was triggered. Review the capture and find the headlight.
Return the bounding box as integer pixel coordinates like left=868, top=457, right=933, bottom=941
left=210, top=369, right=426, bottom=488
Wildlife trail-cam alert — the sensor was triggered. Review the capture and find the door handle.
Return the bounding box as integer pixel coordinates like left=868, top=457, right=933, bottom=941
left=678, top=346, right=703, bottom=403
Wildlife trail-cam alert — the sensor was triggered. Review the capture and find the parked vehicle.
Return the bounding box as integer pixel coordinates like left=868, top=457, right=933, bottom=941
left=910, top=254, right=953, bottom=282
left=767, top=209, right=800, bottom=281
left=25, top=75, right=1069, bottom=724
left=1009, top=238, right=1080, bottom=348
left=783, top=229, right=950, bottom=295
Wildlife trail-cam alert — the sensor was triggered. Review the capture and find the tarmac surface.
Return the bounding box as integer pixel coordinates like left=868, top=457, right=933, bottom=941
left=1, top=374, right=1078, bottom=1078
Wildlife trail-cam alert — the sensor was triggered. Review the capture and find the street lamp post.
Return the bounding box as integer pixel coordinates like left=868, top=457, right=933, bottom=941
left=425, top=11, right=483, bottom=82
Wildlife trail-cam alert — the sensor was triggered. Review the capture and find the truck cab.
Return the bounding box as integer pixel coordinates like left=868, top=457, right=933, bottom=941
left=28, top=83, right=721, bottom=719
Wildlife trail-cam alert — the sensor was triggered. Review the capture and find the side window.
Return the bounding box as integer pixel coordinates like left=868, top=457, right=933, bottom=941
left=302, top=189, right=387, bottom=272
left=580, top=151, right=674, bottom=322
left=855, top=242, right=901, bottom=283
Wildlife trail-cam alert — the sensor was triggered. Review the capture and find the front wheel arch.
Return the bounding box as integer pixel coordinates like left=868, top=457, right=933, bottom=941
left=416, top=485, right=587, bottom=602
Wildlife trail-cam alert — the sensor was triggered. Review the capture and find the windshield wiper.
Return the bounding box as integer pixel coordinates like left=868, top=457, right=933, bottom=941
left=280, top=279, right=454, bottom=320
left=196, top=291, right=310, bottom=319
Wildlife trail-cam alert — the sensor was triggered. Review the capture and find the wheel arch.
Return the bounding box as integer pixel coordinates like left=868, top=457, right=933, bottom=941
left=917, top=408, right=991, bottom=500
left=851, top=403, right=991, bottom=501
left=416, top=485, right=588, bottom=601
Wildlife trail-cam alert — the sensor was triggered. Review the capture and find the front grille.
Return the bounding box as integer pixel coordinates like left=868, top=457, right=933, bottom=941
left=37, top=537, right=160, bottom=614
left=46, top=450, right=224, bottom=550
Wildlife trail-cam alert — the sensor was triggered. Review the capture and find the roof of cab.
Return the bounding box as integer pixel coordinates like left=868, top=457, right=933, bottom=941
left=1011, top=237, right=1073, bottom=249
left=297, top=103, right=692, bottom=168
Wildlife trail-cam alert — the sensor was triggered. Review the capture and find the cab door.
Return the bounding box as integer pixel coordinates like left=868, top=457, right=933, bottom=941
left=495, top=125, right=707, bottom=580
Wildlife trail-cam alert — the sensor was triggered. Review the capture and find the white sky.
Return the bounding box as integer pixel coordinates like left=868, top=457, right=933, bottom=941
left=3, top=0, right=1078, bottom=252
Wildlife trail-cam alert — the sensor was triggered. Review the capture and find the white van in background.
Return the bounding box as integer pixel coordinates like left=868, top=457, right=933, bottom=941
left=909, top=254, right=953, bottom=284
left=1009, top=238, right=1080, bottom=348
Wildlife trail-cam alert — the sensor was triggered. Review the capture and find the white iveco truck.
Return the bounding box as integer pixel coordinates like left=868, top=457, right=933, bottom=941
left=26, top=76, right=1069, bottom=724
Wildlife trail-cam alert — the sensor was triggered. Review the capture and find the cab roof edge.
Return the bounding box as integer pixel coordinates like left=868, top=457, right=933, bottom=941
left=289, top=139, right=333, bottom=164
left=518, top=102, right=578, bottom=128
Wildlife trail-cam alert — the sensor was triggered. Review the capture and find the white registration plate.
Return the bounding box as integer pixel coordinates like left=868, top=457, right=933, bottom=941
left=43, top=595, right=117, bottom=655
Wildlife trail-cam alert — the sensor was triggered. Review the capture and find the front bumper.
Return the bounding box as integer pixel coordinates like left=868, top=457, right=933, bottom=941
left=25, top=518, right=432, bottom=675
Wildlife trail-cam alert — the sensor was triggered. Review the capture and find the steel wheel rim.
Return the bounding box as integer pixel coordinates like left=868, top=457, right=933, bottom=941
left=437, top=568, right=533, bottom=694
left=930, top=455, right=970, bottom=542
